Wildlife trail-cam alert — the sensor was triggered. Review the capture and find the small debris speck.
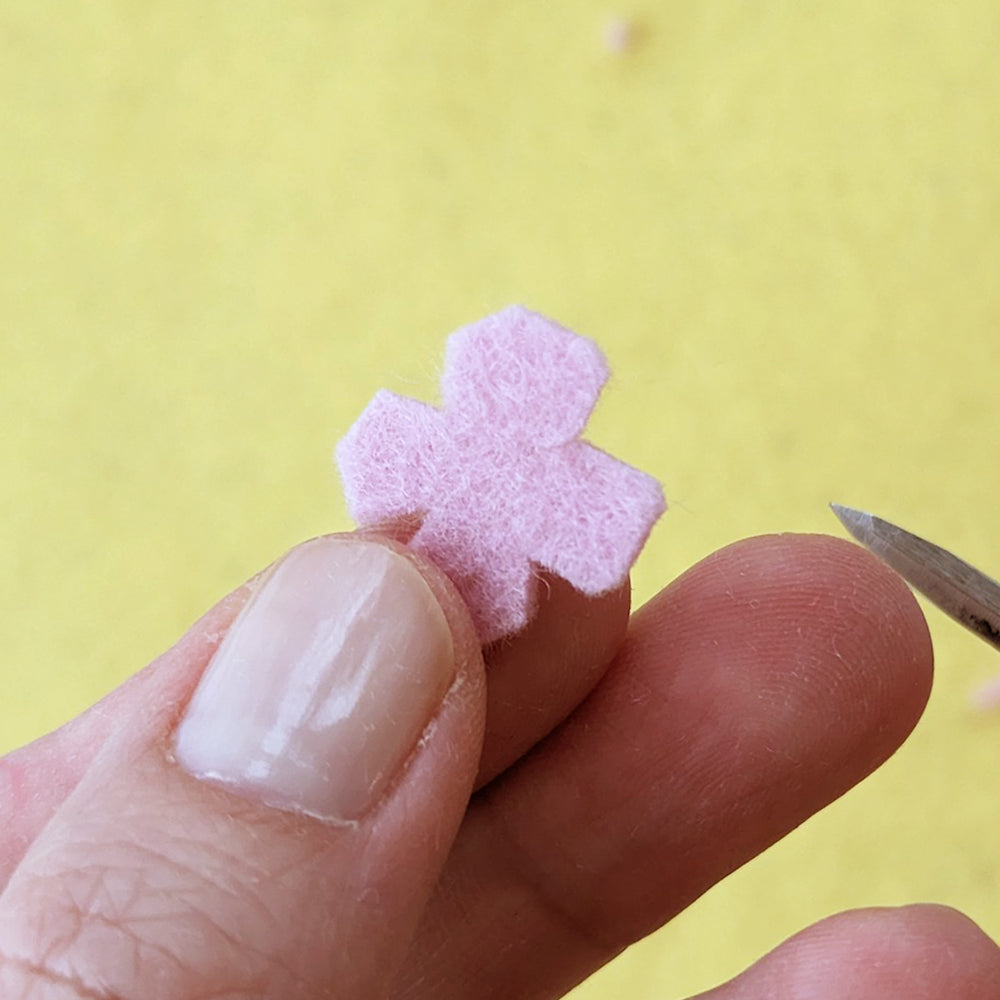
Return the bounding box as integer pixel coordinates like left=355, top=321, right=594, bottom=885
left=971, top=675, right=1000, bottom=711
left=603, top=16, right=634, bottom=54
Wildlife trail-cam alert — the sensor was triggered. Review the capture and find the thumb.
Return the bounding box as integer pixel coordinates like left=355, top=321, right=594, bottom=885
left=0, top=535, right=486, bottom=999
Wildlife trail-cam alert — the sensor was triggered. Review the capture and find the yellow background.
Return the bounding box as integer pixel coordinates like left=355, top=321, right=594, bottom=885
left=2, top=2, right=999, bottom=995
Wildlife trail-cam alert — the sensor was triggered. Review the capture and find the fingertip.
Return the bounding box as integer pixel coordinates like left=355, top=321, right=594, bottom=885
left=703, top=905, right=1000, bottom=999
left=889, top=904, right=1000, bottom=989
left=663, top=532, right=934, bottom=769
left=606, top=532, right=936, bottom=909
left=767, top=532, right=934, bottom=754
left=800, top=904, right=1000, bottom=983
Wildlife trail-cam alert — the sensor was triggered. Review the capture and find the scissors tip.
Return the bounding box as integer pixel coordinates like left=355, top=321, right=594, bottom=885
left=827, top=502, right=1000, bottom=654
left=829, top=503, right=874, bottom=540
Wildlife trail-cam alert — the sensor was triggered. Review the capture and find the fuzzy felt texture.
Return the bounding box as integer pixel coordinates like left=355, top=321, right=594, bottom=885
left=336, top=306, right=666, bottom=642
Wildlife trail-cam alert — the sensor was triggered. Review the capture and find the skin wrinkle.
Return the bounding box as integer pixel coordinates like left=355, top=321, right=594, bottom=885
left=473, top=784, right=631, bottom=965
left=0, top=947, right=126, bottom=1000
left=9, top=841, right=303, bottom=999
left=61, top=836, right=271, bottom=922
left=149, top=827, right=275, bottom=891
left=38, top=865, right=194, bottom=972
left=78, top=854, right=271, bottom=954
left=0, top=584, right=258, bottom=901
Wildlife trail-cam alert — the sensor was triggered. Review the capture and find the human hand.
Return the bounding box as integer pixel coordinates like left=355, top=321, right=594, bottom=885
left=1, top=532, right=997, bottom=998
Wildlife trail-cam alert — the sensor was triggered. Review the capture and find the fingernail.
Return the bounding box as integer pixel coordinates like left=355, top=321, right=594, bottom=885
left=174, top=537, right=455, bottom=822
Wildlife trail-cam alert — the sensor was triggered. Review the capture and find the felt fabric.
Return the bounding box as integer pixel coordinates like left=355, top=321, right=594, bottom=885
left=336, top=307, right=665, bottom=642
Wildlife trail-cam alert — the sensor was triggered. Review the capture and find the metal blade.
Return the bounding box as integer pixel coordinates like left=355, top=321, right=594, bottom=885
left=830, top=503, right=1000, bottom=652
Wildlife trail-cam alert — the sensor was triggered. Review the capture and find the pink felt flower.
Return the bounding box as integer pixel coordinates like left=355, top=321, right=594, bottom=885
left=336, top=306, right=665, bottom=642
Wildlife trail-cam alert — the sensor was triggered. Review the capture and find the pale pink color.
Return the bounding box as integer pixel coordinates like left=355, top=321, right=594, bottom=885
left=336, top=306, right=665, bottom=643
left=603, top=16, right=634, bottom=54
left=971, top=675, right=1000, bottom=712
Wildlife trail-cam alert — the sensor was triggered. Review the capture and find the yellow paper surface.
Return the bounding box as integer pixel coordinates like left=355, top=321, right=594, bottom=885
left=2, top=3, right=999, bottom=995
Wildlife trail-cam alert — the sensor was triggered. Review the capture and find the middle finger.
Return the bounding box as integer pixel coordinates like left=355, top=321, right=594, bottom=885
left=394, top=533, right=933, bottom=1000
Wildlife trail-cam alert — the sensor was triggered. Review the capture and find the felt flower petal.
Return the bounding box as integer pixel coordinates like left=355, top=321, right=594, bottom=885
left=335, top=389, right=441, bottom=525
left=526, top=441, right=666, bottom=594
left=441, top=306, right=609, bottom=447
left=410, top=515, right=535, bottom=642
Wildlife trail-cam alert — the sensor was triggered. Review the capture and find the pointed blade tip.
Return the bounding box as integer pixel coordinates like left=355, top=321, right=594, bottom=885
left=829, top=502, right=871, bottom=533
left=830, top=503, right=880, bottom=549
left=829, top=505, right=1000, bottom=655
